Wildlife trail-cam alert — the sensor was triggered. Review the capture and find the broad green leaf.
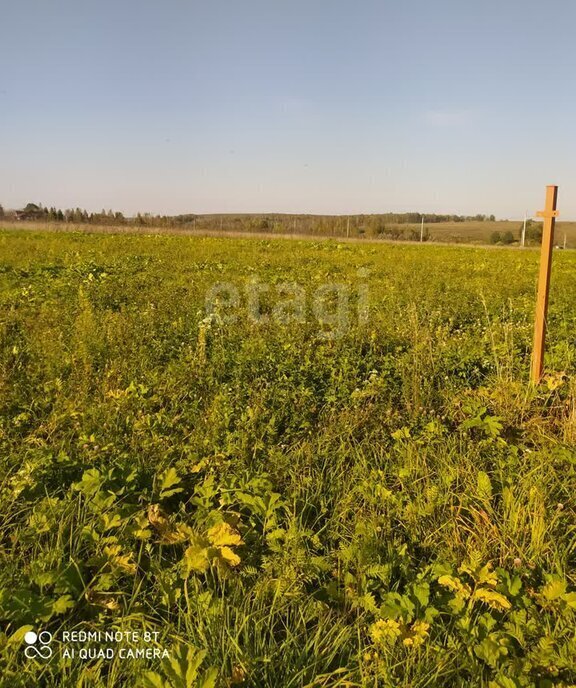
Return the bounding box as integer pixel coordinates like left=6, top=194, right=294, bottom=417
left=489, top=676, right=520, bottom=688
left=198, top=667, right=218, bottom=688
left=477, top=471, right=493, bottom=502
left=207, top=522, right=243, bottom=547
left=474, top=635, right=508, bottom=667
left=140, top=671, right=168, bottom=688
left=163, top=645, right=206, bottom=687
left=52, top=594, right=75, bottom=615
left=507, top=575, right=522, bottom=597
left=183, top=544, right=209, bottom=575
left=218, top=546, right=241, bottom=567
left=473, top=588, right=511, bottom=611
left=438, top=575, right=471, bottom=598
left=103, top=544, right=137, bottom=575
left=475, top=563, right=497, bottom=587
left=72, top=468, right=103, bottom=498
left=412, top=582, right=430, bottom=607
left=101, top=512, right=123, bottom=530
left=159, top=467, right=183, bottom=499
left=159, top=523, right=194, bottom=545
left=540, top=577, right=567, bottom=601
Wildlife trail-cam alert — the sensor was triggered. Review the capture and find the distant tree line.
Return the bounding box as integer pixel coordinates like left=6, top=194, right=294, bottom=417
left=374, top=212, right=496, bottom=224
left=2, top=202, right=522, bottom=243
left=3, top=203, right=497, bottom=227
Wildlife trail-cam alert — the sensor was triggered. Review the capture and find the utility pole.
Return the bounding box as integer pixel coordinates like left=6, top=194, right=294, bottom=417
left=346, top=217, right=350, bottom=238
left=564, top=232, right=567, bottom=250
left=521, top=211, right=527, bottom=247
left=420, top=215, right=424, bottom=242
left=531, top=185, right=559, bottom=384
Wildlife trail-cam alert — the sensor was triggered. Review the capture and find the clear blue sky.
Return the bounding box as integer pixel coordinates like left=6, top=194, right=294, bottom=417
left=2, top=0, right=575, bottom=218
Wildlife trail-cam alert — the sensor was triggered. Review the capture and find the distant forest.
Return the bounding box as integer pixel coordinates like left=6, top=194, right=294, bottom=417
left=0, top=202, right=501, bottom=240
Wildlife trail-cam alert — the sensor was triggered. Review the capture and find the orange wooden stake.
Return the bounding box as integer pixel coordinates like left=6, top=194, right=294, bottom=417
left=531, top=185, right=559, bottom=384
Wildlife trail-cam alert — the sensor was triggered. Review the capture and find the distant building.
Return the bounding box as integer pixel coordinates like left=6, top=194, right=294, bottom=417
left=15, top=203, right=45, bottom=221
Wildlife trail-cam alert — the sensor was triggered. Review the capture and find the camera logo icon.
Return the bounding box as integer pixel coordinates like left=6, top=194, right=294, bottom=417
left=24, top=630, right=53, bottom=659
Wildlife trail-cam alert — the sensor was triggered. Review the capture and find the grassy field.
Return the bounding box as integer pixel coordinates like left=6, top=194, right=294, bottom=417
left=3, top=218, right=576, bottom=247
left=0, top=228, right=575, bottom=687
left=397, top=221, right=576, bottom=246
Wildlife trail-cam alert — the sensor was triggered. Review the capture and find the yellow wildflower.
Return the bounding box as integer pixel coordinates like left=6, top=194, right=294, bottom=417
left=369, top=619, right=402, bottom=646
left=402, top=621, right=430, bottom=648
left=408, top=621, right=430, bottom=648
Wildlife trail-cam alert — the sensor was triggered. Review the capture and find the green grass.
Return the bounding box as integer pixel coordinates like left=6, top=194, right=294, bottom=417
left=4, top=217, right=576, bottom=248
left=0, top=229, right=575, bottom=687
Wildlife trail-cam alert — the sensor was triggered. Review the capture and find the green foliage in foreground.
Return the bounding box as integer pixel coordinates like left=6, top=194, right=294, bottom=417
left=0, top=230, right=575, bottom=687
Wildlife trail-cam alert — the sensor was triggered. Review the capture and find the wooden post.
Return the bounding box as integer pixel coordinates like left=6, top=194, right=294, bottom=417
left=531, top=185, right=559, bottom=384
